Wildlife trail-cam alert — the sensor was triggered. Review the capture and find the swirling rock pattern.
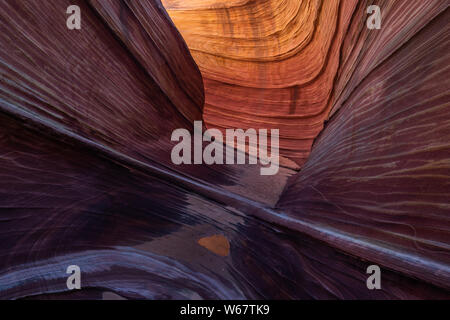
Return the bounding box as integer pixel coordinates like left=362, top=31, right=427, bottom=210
left=0, top=0, right=449, bottom=300
left=277, top=2, right=450, bottom=290
left=162, top=0, right=358, bottom=166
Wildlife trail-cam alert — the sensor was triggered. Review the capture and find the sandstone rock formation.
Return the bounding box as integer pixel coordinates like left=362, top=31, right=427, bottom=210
left=162, top=0, right=358, bottom=166
left=0, top=0, right=448, bottom=300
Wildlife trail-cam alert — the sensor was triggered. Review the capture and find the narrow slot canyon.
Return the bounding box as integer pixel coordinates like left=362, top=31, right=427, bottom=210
left=0, top=0, right=448, bottom=300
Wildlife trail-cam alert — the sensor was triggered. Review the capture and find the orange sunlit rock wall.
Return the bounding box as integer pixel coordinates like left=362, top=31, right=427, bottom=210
left=162, top=0, right=358, bottom=166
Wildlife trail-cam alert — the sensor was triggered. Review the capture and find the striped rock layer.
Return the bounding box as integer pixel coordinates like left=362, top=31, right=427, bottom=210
left=163, top=0, right=358, bottom=166
left=0, top=0, right=449, bottom=299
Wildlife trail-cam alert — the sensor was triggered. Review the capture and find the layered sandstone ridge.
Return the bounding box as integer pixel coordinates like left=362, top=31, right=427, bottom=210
left=162, top=0, right=358, bottom=166
left=277, top=1, right=450, bottom=289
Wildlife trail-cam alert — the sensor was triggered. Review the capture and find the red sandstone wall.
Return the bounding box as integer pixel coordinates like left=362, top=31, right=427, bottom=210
left=0, top=0, right=448, bottom=299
